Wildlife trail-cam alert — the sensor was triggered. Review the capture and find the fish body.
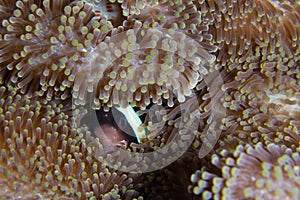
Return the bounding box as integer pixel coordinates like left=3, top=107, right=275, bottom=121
left=95, top=105, right=146, bottom=145
left=112, top=105, right=146, bottom=143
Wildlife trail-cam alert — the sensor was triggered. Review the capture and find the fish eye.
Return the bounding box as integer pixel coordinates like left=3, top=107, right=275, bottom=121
left=118, top=117, right=127, bottom=128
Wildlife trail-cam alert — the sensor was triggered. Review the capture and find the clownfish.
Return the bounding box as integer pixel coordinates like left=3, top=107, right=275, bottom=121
left=95, top=105, right=146, bottom=147
left=111, top=105, right=146, bottom=144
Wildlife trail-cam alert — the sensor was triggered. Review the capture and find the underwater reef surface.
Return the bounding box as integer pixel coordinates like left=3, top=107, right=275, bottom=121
left=0, top=0, right=300, bottom=199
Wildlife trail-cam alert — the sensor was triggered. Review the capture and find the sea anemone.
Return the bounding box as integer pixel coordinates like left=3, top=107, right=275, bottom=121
left=1, top=0, right=300, bottom=199
left=189, top=142, right=300, bottom=200
left=196, top=0, right=300, bottom=70
left=139, top=148, right=203, bottom=199
left=0, top=85, right=141, bottom=199
left=110, top=0, right=147, bottom=17
left=0, top=0, right=112, bottom=100
left=0, top=0, right=16, bottom=33
left=188, top=1, right=300, bottom=199
left=125, top=0, right=216, bottom=52
left=75, top=0, right=217, bottom=110
left=220, top=69, right=300, bottom=150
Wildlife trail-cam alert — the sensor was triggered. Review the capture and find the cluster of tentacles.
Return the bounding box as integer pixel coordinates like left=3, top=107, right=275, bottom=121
left=0, top=0, right=300, bottom=199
